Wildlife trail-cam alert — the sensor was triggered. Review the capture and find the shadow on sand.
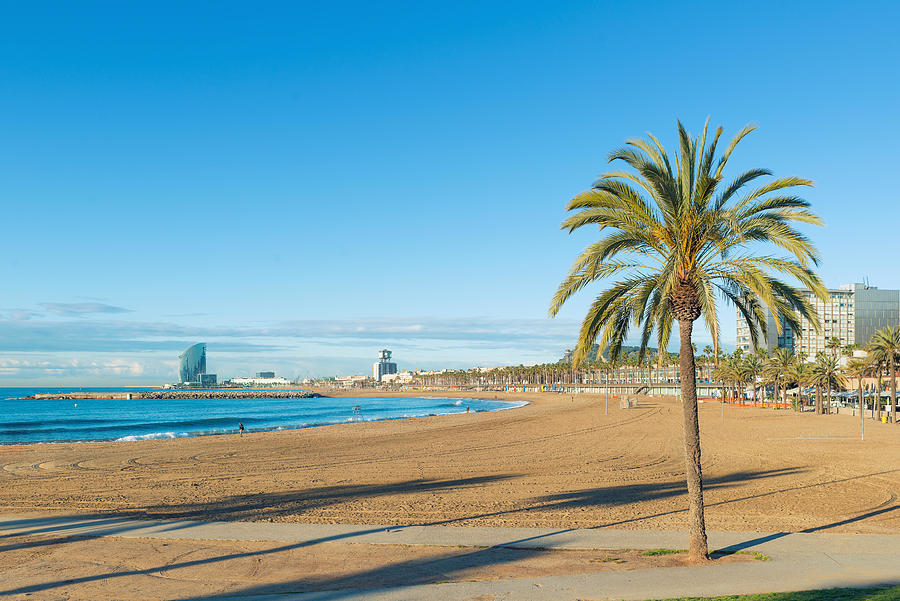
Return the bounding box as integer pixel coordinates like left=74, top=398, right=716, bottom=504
left=0, top=466, right=834, bottom=598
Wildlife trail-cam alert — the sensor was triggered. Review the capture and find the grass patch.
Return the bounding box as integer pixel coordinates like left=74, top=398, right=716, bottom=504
left=591, top=556, right=628, bottom=564
left=645, top=584, right=900, bottom=600
left=642, top=548, right=686, bottom=556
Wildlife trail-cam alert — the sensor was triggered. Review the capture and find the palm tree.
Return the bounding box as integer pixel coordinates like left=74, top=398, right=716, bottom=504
left=741, top=353, right=764, bottom=404
left=787, top=361, right=811, bottom=411
left=549, top=120, right=825, bottom=562
left=868, top=326, right=900, bottom=424
left=811, top=352, right=847, bottom=414
left=826, top=337, right=842, bottom=358
left=713, top=359, right=735, bottom=401
left=768, top=348, right=795, bottom=406
left=870, top=355, right=885, bottom=420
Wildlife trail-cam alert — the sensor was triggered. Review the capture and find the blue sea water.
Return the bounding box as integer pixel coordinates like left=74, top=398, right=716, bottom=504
left=0, top=388, right=526, bottom=444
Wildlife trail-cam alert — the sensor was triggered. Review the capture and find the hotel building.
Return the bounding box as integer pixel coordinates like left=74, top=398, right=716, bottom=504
left=373, top=349, right=398, bottom=382
left=736, top=283, right=899, bottom=356
left=178, top=343, right=208, bottom=383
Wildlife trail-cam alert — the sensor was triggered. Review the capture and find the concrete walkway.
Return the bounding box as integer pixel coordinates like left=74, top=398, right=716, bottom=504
left=2, top=513, right=899, bottom=600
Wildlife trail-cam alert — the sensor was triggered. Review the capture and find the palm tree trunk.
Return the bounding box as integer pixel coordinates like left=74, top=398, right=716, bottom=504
left=876, top=375, right=882, bottom=421
left=858, top=379, right=864, bottom=439
left=890, top=357, right=897, bottom=424
left=678, top=319, right=708, bottom=562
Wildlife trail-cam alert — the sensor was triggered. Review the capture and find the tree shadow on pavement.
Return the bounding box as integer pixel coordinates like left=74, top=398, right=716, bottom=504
left=0, top=466, right=807, bottom=599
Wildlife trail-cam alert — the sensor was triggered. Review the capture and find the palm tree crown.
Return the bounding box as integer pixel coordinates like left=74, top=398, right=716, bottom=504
left=549, top=120, right=826, bottom=365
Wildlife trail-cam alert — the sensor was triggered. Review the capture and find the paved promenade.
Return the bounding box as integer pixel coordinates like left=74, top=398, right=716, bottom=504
left=2, top=513, right=898, bottom=600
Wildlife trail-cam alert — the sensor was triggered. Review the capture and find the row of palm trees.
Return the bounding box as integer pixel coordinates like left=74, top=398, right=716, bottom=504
left=404, top=327, right=899, bottom=423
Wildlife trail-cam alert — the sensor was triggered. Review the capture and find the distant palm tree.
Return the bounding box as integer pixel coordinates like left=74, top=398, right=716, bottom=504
left=868, top=326, right=899, bottom=424
left=549, top=120, right=825, bottom=562
left=787, top=361, right=811, bottom=411
left=741, top=353, right=764, bottom=404
left=826, top=337, right=842, bottom=358
left=767, top=348, right=795, bottom=406
left=811, top=352, right=847, bottom=414
left=713, top=359, right=736, bottom=400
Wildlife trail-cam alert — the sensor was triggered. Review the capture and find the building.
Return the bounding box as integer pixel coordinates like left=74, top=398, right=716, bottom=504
left=737, top=283, right=900, bottom=356
left=381, top=370, right=414, bottom=384
left=226, top=375, right=292, bottom=387
left=335, top=375, right=370, bottom=388
left=178, top=343, right=207, bottom=383
left=199, top=373, right=217, bottom=387
left=256, top=371, right=275, bottom=379
left=373, top=349, right=398, bottom=382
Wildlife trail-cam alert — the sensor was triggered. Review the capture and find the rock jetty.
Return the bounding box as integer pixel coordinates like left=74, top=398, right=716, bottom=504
left=25, top=390, right=324, bottom=401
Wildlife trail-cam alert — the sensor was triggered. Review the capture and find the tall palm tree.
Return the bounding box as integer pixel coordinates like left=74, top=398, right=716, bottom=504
left=549, top=120, right=825, bottom=562
left=868, top=326, right=900, bottom=424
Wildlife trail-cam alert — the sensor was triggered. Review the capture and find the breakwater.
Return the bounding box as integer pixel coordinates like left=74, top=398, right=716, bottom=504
left=25, top=390, right=324, bottom=401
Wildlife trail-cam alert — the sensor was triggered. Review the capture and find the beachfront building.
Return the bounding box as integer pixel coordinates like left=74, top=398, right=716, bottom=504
left=381, top=370, right=414, bottom=384
left=373, top=349, right=398, bottom=382
left=335, top=375, right=370, bottom=388
left=736, top=283, right=899, bottom=355
left=178, top=343, right=207, bottom=383
left=226, top=373, right=292, bottom=387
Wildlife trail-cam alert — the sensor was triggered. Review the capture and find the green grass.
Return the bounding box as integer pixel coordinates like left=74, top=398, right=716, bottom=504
left=642, top=548, right=687, bottom=556
left=646, top=584, right=900, bottom=601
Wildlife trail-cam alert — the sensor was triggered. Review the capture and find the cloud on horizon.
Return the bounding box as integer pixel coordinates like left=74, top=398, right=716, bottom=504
left=0, top=312, right=729, bottom=385
left=40, top=302, right=133, bottom=316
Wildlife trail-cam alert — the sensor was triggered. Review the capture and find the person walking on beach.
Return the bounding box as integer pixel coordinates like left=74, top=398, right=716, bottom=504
left=238, top=422, right=244, bottom=437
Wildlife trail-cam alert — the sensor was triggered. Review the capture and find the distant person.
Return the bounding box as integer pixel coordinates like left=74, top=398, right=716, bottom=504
left=466, top=405, right=470, bottom=413
left=238, top=422, right=244, bottom=437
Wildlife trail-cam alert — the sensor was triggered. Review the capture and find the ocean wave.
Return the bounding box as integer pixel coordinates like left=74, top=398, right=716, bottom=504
left=116, top=432, right=180, bottom=441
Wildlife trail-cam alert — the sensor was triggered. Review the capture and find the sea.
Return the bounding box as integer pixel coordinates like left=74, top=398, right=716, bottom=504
left=0, top=388, right=526, bottom=445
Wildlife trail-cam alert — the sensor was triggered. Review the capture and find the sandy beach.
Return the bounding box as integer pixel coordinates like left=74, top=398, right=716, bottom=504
left=2, top=391, right=898, bottom=534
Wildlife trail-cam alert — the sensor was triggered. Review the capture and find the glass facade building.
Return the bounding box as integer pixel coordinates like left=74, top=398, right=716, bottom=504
left=179, top=343, right=207, bottom=383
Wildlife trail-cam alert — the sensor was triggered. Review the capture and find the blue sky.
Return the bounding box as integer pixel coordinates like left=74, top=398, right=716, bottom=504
left=2, top=1, right=898, bottom=384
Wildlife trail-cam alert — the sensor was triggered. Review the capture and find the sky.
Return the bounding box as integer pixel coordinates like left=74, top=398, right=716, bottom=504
left=1, top=1, right=898, bottom=384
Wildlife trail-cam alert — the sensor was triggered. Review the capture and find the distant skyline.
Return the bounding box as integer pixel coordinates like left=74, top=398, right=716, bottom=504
left=2, top=1, right=898, bottom=384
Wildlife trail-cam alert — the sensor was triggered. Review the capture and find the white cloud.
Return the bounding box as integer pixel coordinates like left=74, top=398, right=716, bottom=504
left=40, top=302, right=133, bottom=316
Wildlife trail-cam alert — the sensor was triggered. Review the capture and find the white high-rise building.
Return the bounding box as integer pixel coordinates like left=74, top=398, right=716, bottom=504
left=373, top=349, right=398, bottom=382
left=736, top=283, right=899, bottom=356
